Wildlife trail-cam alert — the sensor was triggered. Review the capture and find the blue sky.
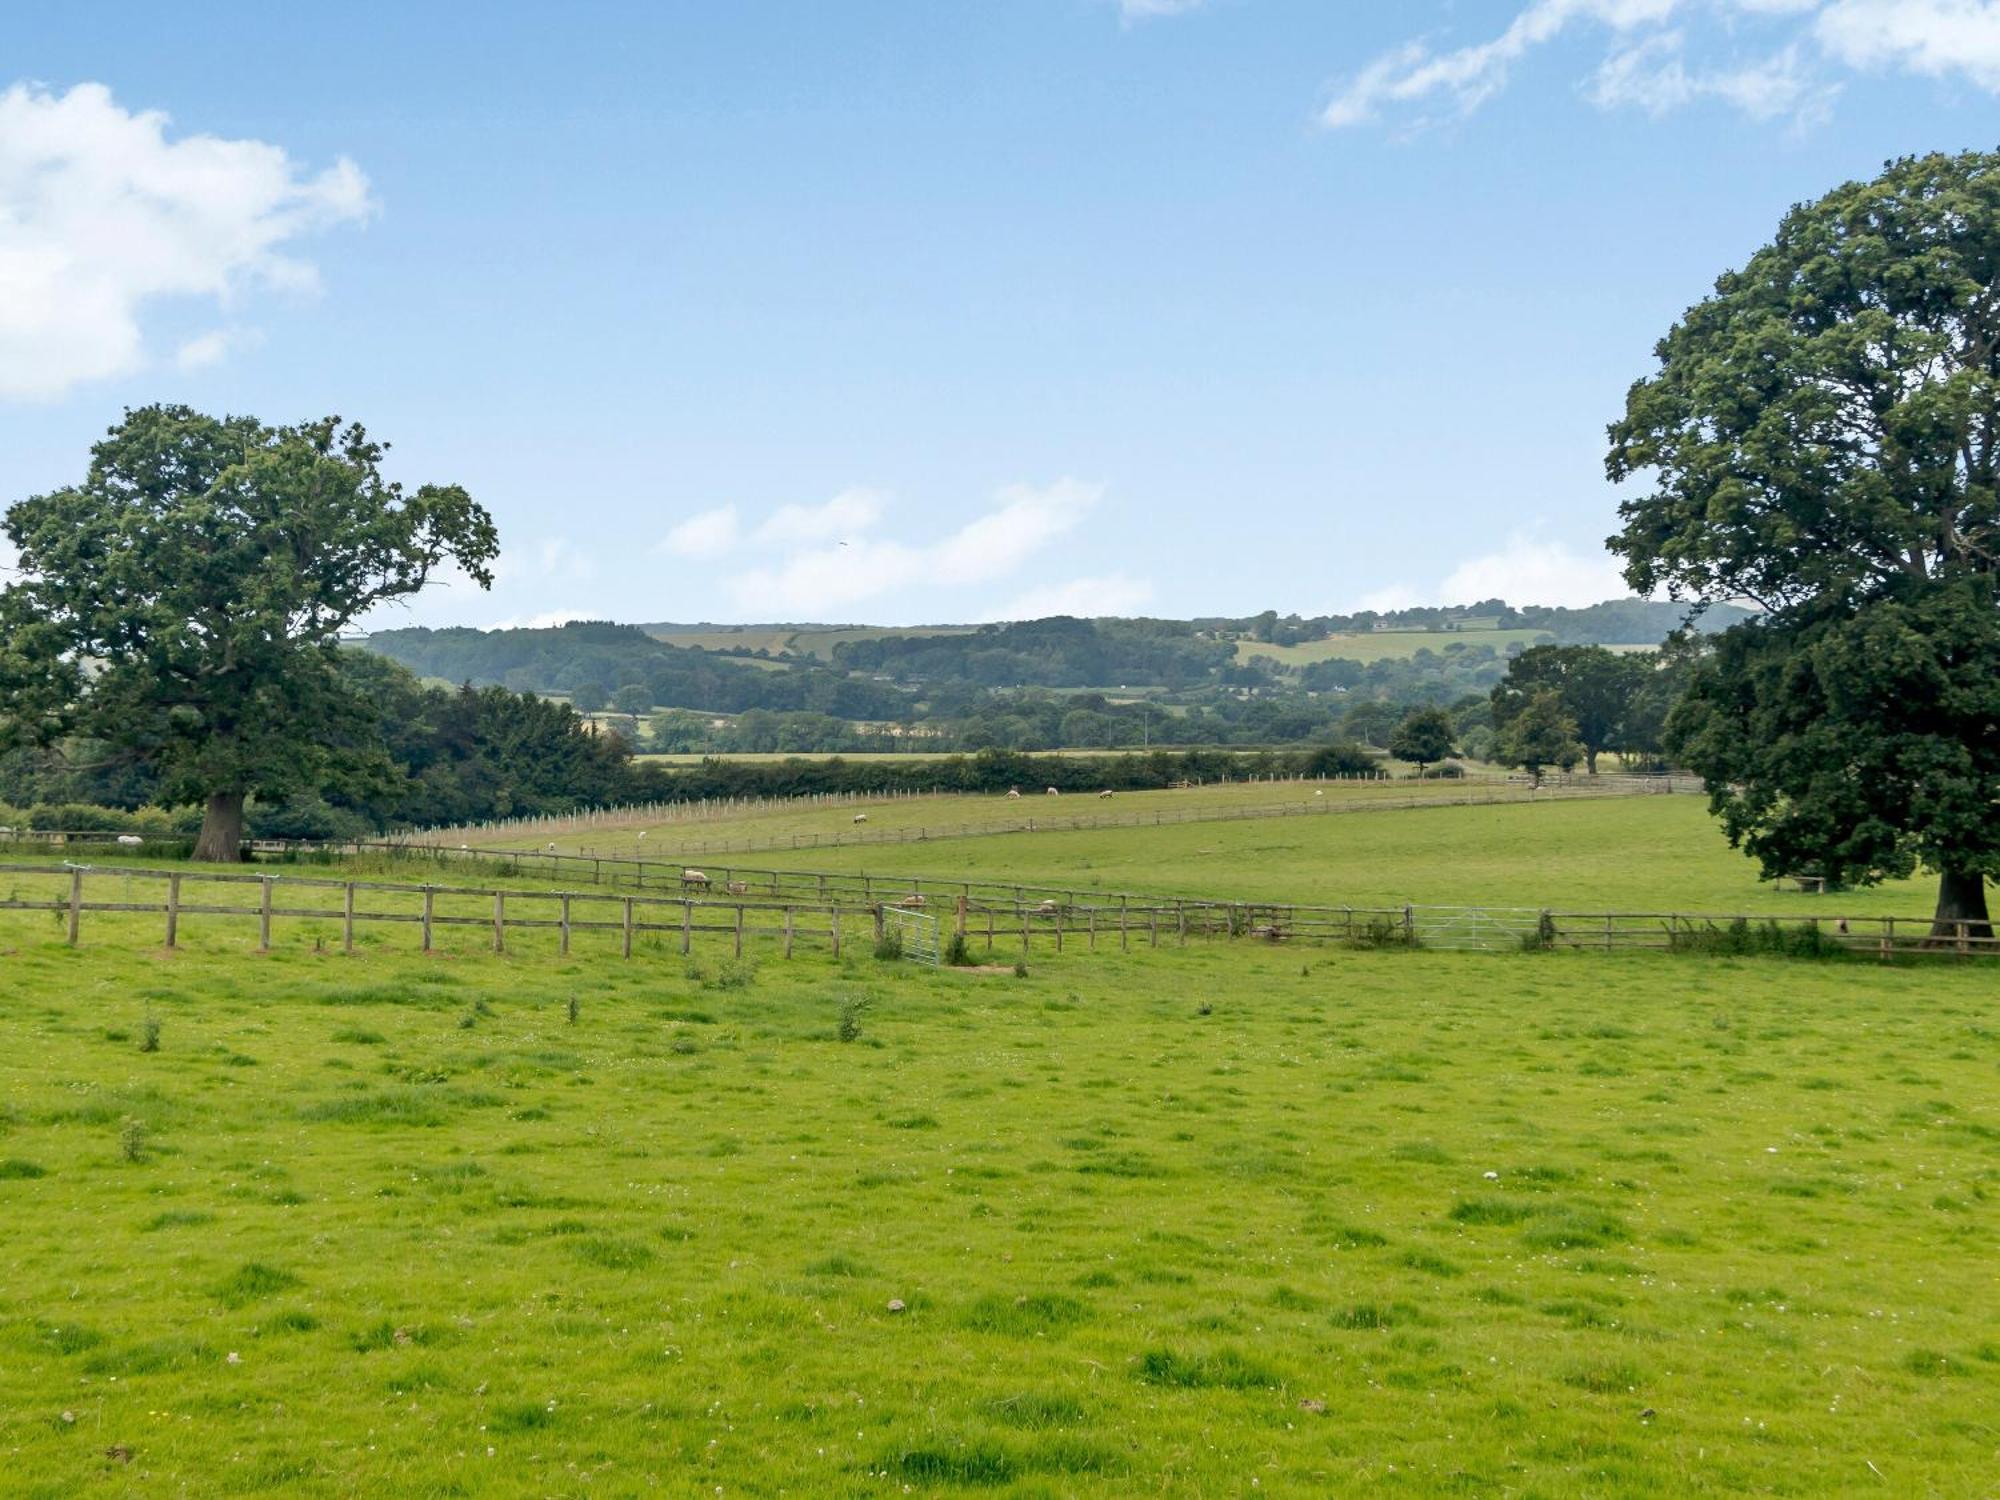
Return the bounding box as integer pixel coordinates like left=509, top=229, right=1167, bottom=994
left=2, top=0, right=1997, bottom=628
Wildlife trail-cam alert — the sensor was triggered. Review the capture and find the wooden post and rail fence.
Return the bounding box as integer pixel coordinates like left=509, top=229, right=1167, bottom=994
left=2, top=861, right=1989, bottom=964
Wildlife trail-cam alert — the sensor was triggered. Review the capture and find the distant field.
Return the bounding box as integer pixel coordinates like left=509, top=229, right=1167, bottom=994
left=456, top=777, right=1510, bottom=861
left=1, top=915, right=1994, bottom=1493
left=644, top=624, right=975, bottom=661
left=772, top=794, right=1938, bottom=917
left=1236, top=628, right=1554, bottom=666
left=634, top=746, right=1211, bottom=765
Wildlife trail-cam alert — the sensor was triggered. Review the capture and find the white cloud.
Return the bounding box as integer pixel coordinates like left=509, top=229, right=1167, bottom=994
left=173, top=326, right=262, bottom=371
left=1118, top=0, right=1206, bottom=20
left=726, top=479, right=1104, bottom=616
left=994, top=572, right=1156, bottom=621
left=1320, top=0, right=1678, bottom=129
left=1321, top=0, right=2000, bottom=131
left=751, top=487, right=885, bottom=547
left=1438, top=534, right=1631, bottom=608
left=659, top=505, right=741, bottom=559
left=0, top=81, right=373, bottom=400
left=1815, top=0, right=2000, bottom=88
left=493, top=536, right=595, bottom=587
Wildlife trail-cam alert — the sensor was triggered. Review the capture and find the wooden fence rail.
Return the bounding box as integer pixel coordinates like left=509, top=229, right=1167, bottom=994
left=1, top=863, right=1989, bottom=964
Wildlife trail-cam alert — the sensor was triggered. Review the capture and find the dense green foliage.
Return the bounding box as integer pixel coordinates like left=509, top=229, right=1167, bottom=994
left=0, top=406, right=497, bottom=860
left=832, top=616, right=1235, bottom=688
left=366, top=621, right=916, bottom=720
left=1609, top=150, right=2000, bottom=930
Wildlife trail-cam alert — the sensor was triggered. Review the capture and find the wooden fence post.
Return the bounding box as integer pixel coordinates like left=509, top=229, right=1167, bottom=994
left=343, top=882, right=356, bottom=954
left=1177, top=907, right=1186, bottom=947
left=560, top=894, right=572, bottom=956
left=783, top=906, right=794, bottom=960
left=165, top=873, right=181, bottom=949
left=493, top=892, right=506, bottom=954
left=873, top=904, right=885, bottom=947
left=1055, top=909, right=1065, bottom=953
left=623, top=897, right=635, bottom=959
left=831, top=906, right=841, bottom=959
left=733, top=905, right=744, bottom=959
left=1119, top=897, right=1128, bottom=952
left=257, top=876, right=275, bottom=951
left=66, top=867, right=82, bottom=946
left=682, top=901, right=692, bottom=956
left=1087, top=909, right=1096, bottom=952
left=422, top=887, right=435, bottom=953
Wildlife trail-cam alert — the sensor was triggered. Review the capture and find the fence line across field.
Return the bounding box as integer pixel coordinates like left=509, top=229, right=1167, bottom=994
left=1, top=863, right=1987, bottom=963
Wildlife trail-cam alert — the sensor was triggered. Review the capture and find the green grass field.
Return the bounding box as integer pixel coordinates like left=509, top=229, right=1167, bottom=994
left=460, top=777, right=1524, bottom=863
left=1234, top=629, right=1555, bottom=667
left=1, top=923, right=1995, bottom=1495
left=770, top=795, right=1941, bottom=918
left=643, top=624, right=975, bottom=661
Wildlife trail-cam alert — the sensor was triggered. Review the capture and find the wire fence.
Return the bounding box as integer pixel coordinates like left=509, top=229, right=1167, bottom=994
left=3, top=862, right=1988, bottom=965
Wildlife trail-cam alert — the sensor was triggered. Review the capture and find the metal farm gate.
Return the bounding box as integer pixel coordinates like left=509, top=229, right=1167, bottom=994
left=1413, top=906, right=1542, bottom=952
left=883, top=906, right=941, bottom=966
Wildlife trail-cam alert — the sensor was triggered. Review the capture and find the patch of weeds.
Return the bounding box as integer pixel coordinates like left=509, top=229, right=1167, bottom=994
left=873, top=930, right=904, bottom=962
left=886, top=1112, right=938, bottom=1130
left=490, top=1401, right=558, bottom=1434
left=1903, top=1349, right=1966, bottom=1377
left=139, top=1016, right=161, bottom=1054
left=1013, top=962, right=1029, bottom=978
left=1398, top=1248, right=1463, bottom=1277
left=1268, top=1285, right=1319, bottom=1312
left=1450, top=1196, right=1535, bottom=1226
left=572, top=1237, right=656, bottom=1271
left=1559, top=1359, right=1644, bottom=1394
left=1390, top=1140, right=1453, bottom=1165
left=332, top=1026, right=387, bottom=1046
left=1136, top=1347, right=1282, bottom=1390
left=1521, top=1206, right=1630, bottom=1251
left=351, top=1319, right=432, bottom=1353
left=37, top=1321, right=105, bottom=1355
left=805, top=1253, right=869, bottom=1278
left=961, top=1293, right=1092, bottom=1337
left=118, top=1116, right=148, bottom=1162
left=1330, top=1303, right=1393, bottom=1330
left=985, top=1392, right=1088, bottom=1429
left=142, top=1208, right=213, bottom=1231
left=706, top=958, right=758, bottom=992
left=0, top=1158, right=49, bottom=1180
left=889, top=1443, right=1018, bottom=1486
left=264, top=1310, right=320, bottom=1334
left=216, top=1262, right=303, bottom=1308
left=566, top=995, right=579, bottom=1024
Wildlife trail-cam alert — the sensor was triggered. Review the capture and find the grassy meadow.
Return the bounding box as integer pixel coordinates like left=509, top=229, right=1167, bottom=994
left=459, top=776, right=1547, bottom=864
left=1232, top=629, right=1555, bottom=667
left=1, top=920, right=1996, bottom=1496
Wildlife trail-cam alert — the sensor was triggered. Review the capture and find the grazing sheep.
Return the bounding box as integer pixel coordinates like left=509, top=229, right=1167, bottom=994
left=116, top=833, right=144, bottom=847
left=637, top=830, right=646, bottom=840
left=1045, top=786, right=1060, bottom=797
left=546, top=841, right=556, bottom=852
left=1005, top=788, right=1021, bottom=800
left=1097, top=789, right=1113, bottom=799
left=1036, top=898, right=1061, bottom=917
left=681, top=868, right=711, bottom=890
left=853, top=813, right=868, bottom=824
left=896, top=893, right=927, bottom=909
left=726, top=880, right=749, bottom=896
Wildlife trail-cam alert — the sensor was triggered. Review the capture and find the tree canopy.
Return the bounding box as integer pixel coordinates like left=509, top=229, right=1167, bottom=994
left=0, top=406, right=498, bottom=860
left=1608, top=151, right=2000, bottom=933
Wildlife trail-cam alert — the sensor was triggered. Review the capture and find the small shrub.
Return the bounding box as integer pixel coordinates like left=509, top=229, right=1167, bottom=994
left=139, top=1016, right=161, bottom=1054
left=1346, top=915, right=1419, bottom=950
left=1013, top=961, right=1029, bottom=978
left=838, top=996, right=868, bottom=1044
left=118, top=1117, right=147, bottom=1163
left=566, top=995, right=580, bottom=1024
left=873, top=929, right=904, bottom=962
left=944, top=931, right=973, bottom=967
left=708, top=958, right=758, bottom=992
left=0, top=1158, right=49, bottom=1180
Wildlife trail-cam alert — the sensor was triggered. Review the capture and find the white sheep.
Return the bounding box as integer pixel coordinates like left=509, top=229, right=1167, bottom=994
left=853, top=813, right=868, bottom=824
left=726, top=880, right=749, bottom=896
left=896, top=893, right=927, bottom=909
left=1005, top=788, right=1021, bottom=800
left=681, top=868, right=710, bottom=890
left=1097, top=789, right=1113, bottom=799
left=116, top=833, right=144, bottom=847
left=1045, top=786, right=1060, bottom=797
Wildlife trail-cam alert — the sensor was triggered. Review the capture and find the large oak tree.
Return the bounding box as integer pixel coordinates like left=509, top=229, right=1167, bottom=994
left=0, top=406, right=497, bottom=861
left=1607, top=152, right=2000, bottom=936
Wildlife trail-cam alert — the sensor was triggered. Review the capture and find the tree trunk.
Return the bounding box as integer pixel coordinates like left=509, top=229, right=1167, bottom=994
left=192, top=791, right=247, bottom=863
left=1929, top=869, right=1992, bottom=944
left=1584, top=746, right=1599, bottom=775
